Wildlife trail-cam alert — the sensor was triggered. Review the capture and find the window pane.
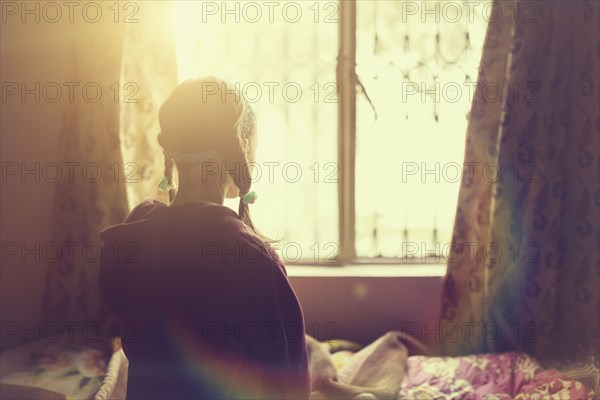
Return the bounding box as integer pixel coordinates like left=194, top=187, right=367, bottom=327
left=171, top=1, right=339, bottom=263
left=354, top=0, right=490, bottom=260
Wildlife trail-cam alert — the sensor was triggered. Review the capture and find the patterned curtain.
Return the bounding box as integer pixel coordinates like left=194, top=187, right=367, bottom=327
left=43, top=2, right=178, bottom=334
left=441, top=0, right=599, bottom=372
left=120, top=3, right=178, bottom=208
left=42, top=16, right=128, bottom=330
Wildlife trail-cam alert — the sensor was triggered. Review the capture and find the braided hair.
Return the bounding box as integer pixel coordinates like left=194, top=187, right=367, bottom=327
left=157, top=77, right=268, bottom=241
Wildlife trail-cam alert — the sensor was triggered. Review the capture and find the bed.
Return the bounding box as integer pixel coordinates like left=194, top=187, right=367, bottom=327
left=316, top=332, right=598, bottom=399
left=1, top=332, right=596, bottom=399
left=0, top=337, right=126, bottom=400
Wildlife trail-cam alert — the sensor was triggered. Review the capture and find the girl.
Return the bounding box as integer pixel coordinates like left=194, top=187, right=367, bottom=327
left=99, top=77, right=310, bottom=400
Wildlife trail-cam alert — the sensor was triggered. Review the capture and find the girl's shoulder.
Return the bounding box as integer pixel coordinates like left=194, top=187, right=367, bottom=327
left=237, top=228, right=288, bottom=277
left=125, top=199, right=167, bottom=223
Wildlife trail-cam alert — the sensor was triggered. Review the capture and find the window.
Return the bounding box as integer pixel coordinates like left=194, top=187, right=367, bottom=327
left=171, top=0, right=490, bottom=265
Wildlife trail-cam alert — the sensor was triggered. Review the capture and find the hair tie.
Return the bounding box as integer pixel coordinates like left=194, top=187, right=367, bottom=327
left=158, top=175, right=177, bottom=192
left=158, top=175, right=169, bottom=192
left=241, top=191, right=257, bottom=204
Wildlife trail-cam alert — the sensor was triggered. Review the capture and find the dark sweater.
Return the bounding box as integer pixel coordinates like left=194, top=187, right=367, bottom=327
left=99, top=200, right=310, bottom=400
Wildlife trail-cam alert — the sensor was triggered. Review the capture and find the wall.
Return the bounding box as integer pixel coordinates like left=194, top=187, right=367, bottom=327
left=290, top=270, right=444, bottom=346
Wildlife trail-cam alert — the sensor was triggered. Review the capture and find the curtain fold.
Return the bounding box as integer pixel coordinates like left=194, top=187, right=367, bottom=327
left=43, top=16, right=127, bottom=329
left=440, top=0, right=515, bottom=356
left=441, top=0, right=599, bottom=371
left=43, top=2, right=178, bottom=333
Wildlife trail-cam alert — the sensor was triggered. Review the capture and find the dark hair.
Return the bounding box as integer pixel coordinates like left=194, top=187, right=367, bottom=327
left=157, top=77, right=271, bottom=242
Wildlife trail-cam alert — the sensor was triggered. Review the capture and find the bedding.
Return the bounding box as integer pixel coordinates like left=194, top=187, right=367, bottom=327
left=2, top=333, right=595, bottom=399
left=308, top=332, right=408, bottom=399
left=400, top=353, right=594, bottom=399
left=314, top=333, right=596, bottom=400
left=0, top=342, right=108, bottom=399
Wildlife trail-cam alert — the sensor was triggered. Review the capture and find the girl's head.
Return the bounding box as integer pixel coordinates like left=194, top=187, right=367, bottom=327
left=158, top=77, right=260, bottom=234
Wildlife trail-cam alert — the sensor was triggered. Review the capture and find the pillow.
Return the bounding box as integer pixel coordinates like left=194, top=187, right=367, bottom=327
left=0, top=344, right=107, bottom=400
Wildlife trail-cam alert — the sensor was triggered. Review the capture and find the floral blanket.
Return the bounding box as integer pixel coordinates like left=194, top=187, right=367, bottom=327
left=1, top=342, right=109, bottom=400
left=319, top=334, right=596, bottom=400
left=400, top=352, right=595, bottom=399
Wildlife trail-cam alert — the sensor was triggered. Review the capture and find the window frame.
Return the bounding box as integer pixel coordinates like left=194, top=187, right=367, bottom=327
left=325, top=0, right=454, bottom=267
left=337, top=0, right=357, bottom=265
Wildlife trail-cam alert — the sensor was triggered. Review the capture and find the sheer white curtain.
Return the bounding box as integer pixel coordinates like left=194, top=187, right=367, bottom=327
left=120, top=2, right=178, bottom=208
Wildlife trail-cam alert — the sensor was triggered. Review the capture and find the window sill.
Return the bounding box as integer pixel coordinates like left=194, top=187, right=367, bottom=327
left=286, top=264, right=447, bottom=277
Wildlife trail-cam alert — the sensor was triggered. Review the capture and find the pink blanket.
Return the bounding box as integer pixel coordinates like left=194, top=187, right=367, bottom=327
left=401, top=352, right=595, bottom=399
left=308, top=332, right=596, bottom=399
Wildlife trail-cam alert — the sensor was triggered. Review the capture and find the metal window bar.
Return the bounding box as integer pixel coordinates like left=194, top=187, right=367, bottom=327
left=335, top=0, right=444, bottom=266
left=288, top=0, right=485, bottom=266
